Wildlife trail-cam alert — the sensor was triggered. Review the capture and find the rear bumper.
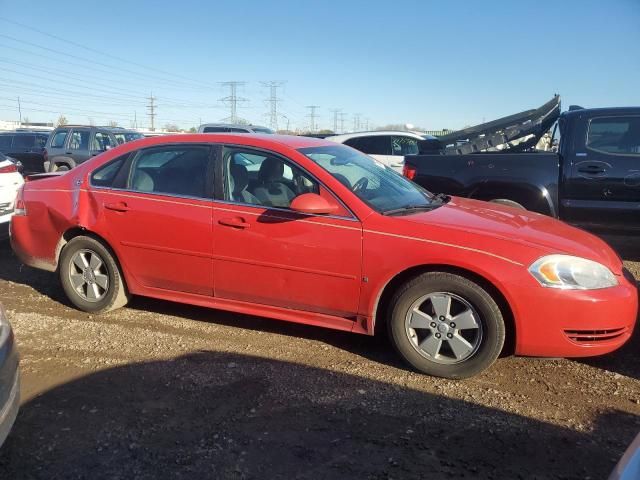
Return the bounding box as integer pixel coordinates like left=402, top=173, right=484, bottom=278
left=10, top=216, right=57, bottom=272
left=513, top=277, right=638, bottom=357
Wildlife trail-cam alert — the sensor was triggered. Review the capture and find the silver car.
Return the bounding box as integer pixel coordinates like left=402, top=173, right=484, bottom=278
left=0, top=304, right=19, bottom=448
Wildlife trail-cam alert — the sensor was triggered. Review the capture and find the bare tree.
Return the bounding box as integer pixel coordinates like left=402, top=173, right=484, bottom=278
left=164, top=123, right=180, bottom=132
left=57, top=115, right=68, bottom=127
left=108, top=120, right=118, bottom=127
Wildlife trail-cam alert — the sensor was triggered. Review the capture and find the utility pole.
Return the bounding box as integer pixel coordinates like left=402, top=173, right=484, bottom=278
left=329, top=108, right=341, bottom=133
left=261, top=81, right=285, bottom=130
left=339, top=112, right=347, bottom=133
left=219, top=81, right=248, bottom=124
left=306, top=105, right=320, bottom=133
left=147, top=94, right=156, bottom=131
left=353, top=113, right=361, bottom=132
left=17, top=96, right=22, bottom=127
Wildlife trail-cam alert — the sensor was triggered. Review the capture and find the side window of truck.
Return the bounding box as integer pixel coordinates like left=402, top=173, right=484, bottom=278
left=587, top=117, right=640, bottom=155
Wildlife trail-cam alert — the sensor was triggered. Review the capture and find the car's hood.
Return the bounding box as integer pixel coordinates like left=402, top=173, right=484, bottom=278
left=395, top=197, right=623, bottom=272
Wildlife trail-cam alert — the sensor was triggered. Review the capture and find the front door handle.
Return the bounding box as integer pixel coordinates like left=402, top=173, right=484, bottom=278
left=218, top=217, right=250, bottom=229
left=104, top=201, right=130, bottom=212
left=578, top=165, right=606, bottom=174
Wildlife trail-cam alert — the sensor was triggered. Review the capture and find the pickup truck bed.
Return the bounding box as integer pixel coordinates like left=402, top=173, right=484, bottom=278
left=407, top=152, right=560, bottom=216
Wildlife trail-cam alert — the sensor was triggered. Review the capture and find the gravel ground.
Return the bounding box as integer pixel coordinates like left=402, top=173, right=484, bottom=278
left=0, top=239, right=638, bottom=479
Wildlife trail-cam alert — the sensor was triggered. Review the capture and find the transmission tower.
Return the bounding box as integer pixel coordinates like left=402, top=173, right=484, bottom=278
left=147, top=94, right=156, bottom=131
left=261, top=81, right=285, bottom=130
left=219, top=81, right=248, bottom=124
left=329, top=109, right=341, bottom=133
left=339, top=112, right=347, bottom=133
left=306, top=105, right=320, bottom=132
left=353, top=113, right=361, bottom=132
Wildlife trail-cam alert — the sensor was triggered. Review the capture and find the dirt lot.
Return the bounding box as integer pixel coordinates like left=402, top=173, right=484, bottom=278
left=0, top=239, right=638, bottom=480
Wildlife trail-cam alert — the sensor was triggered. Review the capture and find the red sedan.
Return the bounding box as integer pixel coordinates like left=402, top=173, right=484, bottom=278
left=10, top=134, right=638, bottom=378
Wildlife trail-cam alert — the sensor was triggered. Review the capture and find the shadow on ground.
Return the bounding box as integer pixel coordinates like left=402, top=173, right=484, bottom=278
left=0, top=351, right=637, bottom=479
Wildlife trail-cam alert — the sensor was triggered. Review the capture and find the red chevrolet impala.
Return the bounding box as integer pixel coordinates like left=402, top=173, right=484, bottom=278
left=10, top=134, right=638, bottom=378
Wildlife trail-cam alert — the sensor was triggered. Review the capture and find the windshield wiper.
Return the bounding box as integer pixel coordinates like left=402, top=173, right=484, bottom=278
left=433, top=192, right=451, bottom=202
left=382, top=204, right=442, bottom=216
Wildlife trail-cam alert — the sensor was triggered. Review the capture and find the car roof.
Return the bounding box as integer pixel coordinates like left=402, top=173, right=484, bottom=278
left=199, top=123, right=270, bottom=129
left=326, top=130, right=427, bottom=142
left=120, top=133, right=337, bottom=151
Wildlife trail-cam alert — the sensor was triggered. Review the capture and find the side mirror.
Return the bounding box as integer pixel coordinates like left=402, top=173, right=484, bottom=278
left=290, top=193, right=338, bottom=215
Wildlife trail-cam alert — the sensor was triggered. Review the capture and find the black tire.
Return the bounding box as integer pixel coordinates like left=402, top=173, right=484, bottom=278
left=489, top=198, right=526, bottom=210
left=59, top=236, right=129, bottom=313
left=387, top=272, right=505, bottom=379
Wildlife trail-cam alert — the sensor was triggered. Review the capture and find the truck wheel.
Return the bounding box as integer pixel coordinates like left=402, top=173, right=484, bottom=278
left=59, top=236, right=130, bottom=313
left=489, top=199, right=526, bottom=210
left=387, top=272, right=505, bottom=379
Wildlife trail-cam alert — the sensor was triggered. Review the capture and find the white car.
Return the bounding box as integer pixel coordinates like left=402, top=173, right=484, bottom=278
left=0, top=153, right=24, bottom=240
left=325, top=131, right=434, bottom=172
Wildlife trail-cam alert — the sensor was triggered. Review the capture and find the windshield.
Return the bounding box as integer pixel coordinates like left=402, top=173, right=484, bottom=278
left=299, top=145, right=437, bottom=213
left=113, top=132, right=144, bottom=144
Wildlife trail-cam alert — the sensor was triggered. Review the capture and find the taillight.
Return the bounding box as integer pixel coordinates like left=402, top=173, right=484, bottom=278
left=14, top=186, right=26, bottom=216
left=403, top=163, right=417, bottom=180
left=0, top=163, right=18, bottom=174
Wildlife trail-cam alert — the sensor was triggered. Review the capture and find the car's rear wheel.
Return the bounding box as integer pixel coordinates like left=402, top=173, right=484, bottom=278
left=59, top=236, right=129, bottom=313
left=388, top=272, right=505, bottom=379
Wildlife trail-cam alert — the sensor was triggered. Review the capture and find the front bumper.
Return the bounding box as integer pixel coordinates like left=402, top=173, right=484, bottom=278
left=512, top=275, right=638, bottom=357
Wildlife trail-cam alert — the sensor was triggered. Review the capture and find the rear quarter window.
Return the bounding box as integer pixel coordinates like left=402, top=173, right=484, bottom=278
left=13, top=135, right=35, bottom=149
left=0, top=135, right=12, bottom=150
left=90, top=155, right=128, bottom=188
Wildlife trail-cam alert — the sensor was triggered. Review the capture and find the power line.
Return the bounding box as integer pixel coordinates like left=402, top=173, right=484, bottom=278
left=219, top=82, right=248, bottom=124
left=306, top=105, right=320, bottom=132
left=261, top=81, right=285, bottom=130
left=0, top=18, right=216, bottom=90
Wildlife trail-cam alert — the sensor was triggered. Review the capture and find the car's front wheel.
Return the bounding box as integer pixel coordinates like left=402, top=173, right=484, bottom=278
left=388, top=272, right=505, bottom=379
left=59, top=236, right=129, bottom=313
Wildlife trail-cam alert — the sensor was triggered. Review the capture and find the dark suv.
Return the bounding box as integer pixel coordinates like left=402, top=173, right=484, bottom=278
left=45, top=126, right=144, bottom=172
left=0, top=131, right=50, bottom=174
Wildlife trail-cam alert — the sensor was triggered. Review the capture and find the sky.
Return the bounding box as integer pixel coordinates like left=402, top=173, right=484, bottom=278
left=0, top=0, right=638, bottom=132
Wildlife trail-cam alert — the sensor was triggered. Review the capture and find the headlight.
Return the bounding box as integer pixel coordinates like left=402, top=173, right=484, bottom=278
left=529, top=255, right=618, bottom=290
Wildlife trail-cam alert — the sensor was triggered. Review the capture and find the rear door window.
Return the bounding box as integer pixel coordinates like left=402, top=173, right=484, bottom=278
left=587, top=117, right=640, bottom=155
left=92, top=132, right=115, bottom=151
left=128, top=145, right=212, bottom=198
left=69, top=130, right=90, bottom=150
left=50, top=130, right=69, bottom=148
left=391, top=136, right=419, bottom=155
left=345, top=136, right=392, bottom=155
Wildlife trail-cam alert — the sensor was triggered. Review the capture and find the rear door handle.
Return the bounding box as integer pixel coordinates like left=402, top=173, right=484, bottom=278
left=218, top=217, right=250, bottom=229
left=104, top=201, right=130, bottom=212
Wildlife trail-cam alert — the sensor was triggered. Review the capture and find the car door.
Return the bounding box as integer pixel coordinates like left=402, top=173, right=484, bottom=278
left=563, top=114, right=640, bottom=232
left=212, top=146, right=363, bottom=318
left=344, top=135, right=394, bottom=168
left=91, top=144, right=216, bottom=295
left=67, top=128, right=92, bottom=166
